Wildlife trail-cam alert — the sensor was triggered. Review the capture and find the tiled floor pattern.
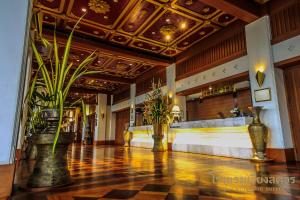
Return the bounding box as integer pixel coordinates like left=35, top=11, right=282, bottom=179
left=11, top=144, right=300, bottom=199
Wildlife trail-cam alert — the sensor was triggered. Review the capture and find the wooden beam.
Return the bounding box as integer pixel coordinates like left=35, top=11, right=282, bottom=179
left=83, top=73, right=134, bottom=84
left=43, top=29, right=171, bottom=67
left=199, top=0, right=260, bottom=23
left=70, top=87, right=111, bottom=94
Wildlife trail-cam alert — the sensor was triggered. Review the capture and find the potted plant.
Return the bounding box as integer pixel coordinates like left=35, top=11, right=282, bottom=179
left=26, top=14, right=97, bottom=187
left=143, top=80, right=171, bottom=152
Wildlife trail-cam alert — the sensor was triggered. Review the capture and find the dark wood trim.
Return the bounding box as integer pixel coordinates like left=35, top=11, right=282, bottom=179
left=15, top=149, right=22, bottom=161
left=266, top=148, right=295, bottom=162
left=43, top=29, right=171, bottom=67
left=270, top=0, right=300, bottom=44
left=113, top=85, right=131, bottom=104
left=112, top=106, right=131, bottom=113
left=274, top=55, right=300, bottom=69
left=176, top=72, right=249, bottom=96
left=136, top=67, right=167, bottom=96
left=93, top=140, right=115, bottom=145
left=113, top=97, right=131, bottom=105
left=0, top=164, right=14, bottom=199
left=271, top=29, right=300, bottom=45
left=84, top=73, right=134, bottom=84
left=105, top=140, right=116, bottom=145
left=70, top=87, right=111, bottom=94
left=199, top=0, right=260, bottom=23
left=32, top=62, right=133, bottom=85
left=168, top=143, right=173, bottom=151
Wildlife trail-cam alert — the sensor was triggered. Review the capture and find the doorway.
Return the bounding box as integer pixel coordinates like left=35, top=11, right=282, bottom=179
left=115, top=109, right=130, bottom=145
left=284, top=65, right=300, bottom=161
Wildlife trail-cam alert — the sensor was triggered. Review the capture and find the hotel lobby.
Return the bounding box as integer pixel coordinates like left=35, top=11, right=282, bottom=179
left=1, top=0, right=300, bottom=199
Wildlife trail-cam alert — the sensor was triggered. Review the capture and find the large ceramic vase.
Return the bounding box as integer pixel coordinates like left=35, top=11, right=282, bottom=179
left=152, top=123, right=165, bottom=152
left=27, top=109, right=74, bottom=188
left=248, top=106, right=271, bottom=162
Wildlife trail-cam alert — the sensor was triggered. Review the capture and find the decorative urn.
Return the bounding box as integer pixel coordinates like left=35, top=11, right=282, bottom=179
left=248, top=106, right=272, bottom=162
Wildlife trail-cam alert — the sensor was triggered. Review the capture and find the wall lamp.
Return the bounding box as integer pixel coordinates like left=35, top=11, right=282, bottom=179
left=256, top=67, right=265, bottom=87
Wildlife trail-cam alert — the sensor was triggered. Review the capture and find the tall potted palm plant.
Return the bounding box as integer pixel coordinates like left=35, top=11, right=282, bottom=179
left=26, top=14, right=98, bottom=187
left=143, top=80, right=171, bottom=152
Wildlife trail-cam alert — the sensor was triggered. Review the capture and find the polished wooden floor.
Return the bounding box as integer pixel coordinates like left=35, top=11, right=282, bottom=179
left=11, top=144, right=300, bottom=200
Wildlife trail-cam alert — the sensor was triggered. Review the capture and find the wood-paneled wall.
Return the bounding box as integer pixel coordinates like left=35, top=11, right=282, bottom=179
left=270, top=0, right=300, bottom=44
left=113, top=86, right=130, bottom=104
left=186, top=89, right=252, bottom=121
left=115, top=109, right=130, bottom=145
left=136, top=68, right=167, bottom=96
left=176, top=29, right=246, bottom=80
left=284, top=65, right=300, bottom=161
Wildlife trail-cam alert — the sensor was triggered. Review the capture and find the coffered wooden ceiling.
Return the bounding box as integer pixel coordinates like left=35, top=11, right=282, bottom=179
left=34, top=0, right=264, bottom=95
left=35, top=0, right=243, bottom=57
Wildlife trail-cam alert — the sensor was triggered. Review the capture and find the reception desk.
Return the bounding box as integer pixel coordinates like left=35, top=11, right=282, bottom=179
left=129, top=117, right=254, bottom=159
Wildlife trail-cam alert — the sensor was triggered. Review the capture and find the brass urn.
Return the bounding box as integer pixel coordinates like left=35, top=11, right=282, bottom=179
left=248, top=106, right=272, bottom=162
left=152, top=123, right=165, bottom=152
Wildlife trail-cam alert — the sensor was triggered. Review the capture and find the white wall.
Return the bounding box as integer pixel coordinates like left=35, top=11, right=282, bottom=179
left=273, top=34, right=300, bottom=63
left=130, top=84, right=136, bottom=126
left=176, top=56, right=249, bottom=93
left=245, top=16, right=293, bottom=149
left=94, top=94, right=107, bottom=141
left=167, top=64, right=187, bottom=121
left=0, top=0, right=31, bottom=164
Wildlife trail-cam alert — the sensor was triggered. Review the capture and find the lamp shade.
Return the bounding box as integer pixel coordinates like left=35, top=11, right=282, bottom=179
left=171, top=105, right=181, bottom=114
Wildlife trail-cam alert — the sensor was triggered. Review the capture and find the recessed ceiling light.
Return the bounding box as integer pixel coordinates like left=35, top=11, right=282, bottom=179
left=209, top=86, right=213, bottom=90
left=44, top=16, right=48, bottom=20
left=202, top=7, right=210, bottom=13
left=104, top=16, right=108, bottom=19
left=76, top=59, right=80, bottom=62
left=225, top=15, right=230, bottom=20
left=180, top=22, right=187, bottom=29
left=165, top=35, right=171, bottom=41
left=129, top=63, right=133, bottom=66
left=93, top=30, right=99, bottom=35
left=97, top=60, right=101, bottom=63
left=81, top=8, right=87, bottom=12
left=152, top=31, right=156, bottom=35
left=166, top=18, right=170, bottom=22
left=81, top=53, right=84, bottom=56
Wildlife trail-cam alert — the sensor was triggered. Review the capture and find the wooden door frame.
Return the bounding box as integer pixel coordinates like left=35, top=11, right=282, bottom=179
left=282, top=64, right=300, bottom=161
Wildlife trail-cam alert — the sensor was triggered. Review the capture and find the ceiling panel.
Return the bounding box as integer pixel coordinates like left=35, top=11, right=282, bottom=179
left=35, top=0, right=237, bottom=57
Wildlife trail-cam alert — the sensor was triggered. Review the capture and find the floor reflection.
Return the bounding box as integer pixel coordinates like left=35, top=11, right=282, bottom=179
left=12, top=144, right=300, bottom=199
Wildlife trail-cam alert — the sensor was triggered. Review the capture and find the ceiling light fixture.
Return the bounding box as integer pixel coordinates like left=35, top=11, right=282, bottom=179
left=81, top=8, right=87, bottom=12
left=180, top=22, right=187, bottom=29
left=88, top=0, right=110, bottom=14
left=166, top=35, right=171, bottom=41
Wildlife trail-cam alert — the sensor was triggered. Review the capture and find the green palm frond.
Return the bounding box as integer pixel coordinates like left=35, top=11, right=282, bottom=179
left=29, top=13, right=98, bottom=153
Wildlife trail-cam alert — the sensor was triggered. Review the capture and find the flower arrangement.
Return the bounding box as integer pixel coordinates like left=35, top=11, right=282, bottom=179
left=143, top=80, right=171, bottom=128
